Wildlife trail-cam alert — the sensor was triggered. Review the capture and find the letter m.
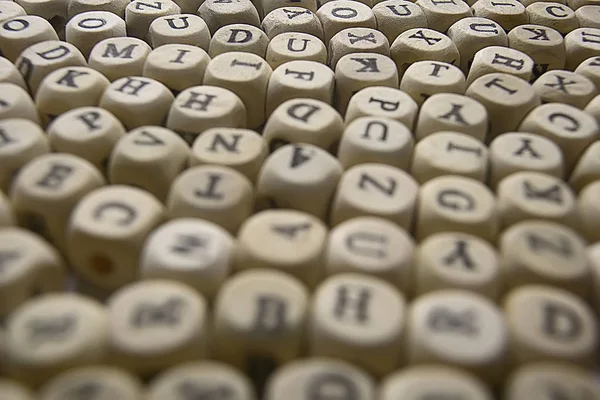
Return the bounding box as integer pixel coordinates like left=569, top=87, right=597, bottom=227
left=102, top=43, right=137, bottom=59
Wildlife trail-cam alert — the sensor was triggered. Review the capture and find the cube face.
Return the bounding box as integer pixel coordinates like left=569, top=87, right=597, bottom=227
left=65, top=11, right=127, bottom=59
left=148, top=14, right=210, bottom=49
left=210, top=24, right=268, bottom=58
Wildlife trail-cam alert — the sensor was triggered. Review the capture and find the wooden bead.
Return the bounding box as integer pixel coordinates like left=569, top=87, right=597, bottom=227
left=147, top=362, right=256, bottom=400
left=0, top=16, right=59, bottom=62
left=256, top=144, right=343, bottom=220
left=337, top=117, right=414, bottom=170
left=406, top=290, right=507, bottom=384
left=65, top=11, right=127, bottom=59
left=488, top=132, right=564, bottom=189
left=0, top=2, right=26, bottom=23
left=0, top=118, right=50, bottom=192
left=148, top=14, right=210, bottom=50
left=315, top=0, right=376, bottom=44
left=10, top=153, right=105, bottom=253
left=325, top=216, right=415, bottom=291
left=197, top=0, right=260, bottom=36
left=526, top=2, right=579, bottom=35
left=0, top=227, right=66, bottom=318
left=576, top=5, right=600, bottom=28
left=260, top=0, right=318, bottom=17
left=66, top=185, right=164, bottom=290
left=574, top=56, right=600, bottom=90
left=416, top=0, right=473, bottom=32
left=472, top=0, right=528, bottom=32
left=265, top=32, right=327, bottom=70
left=518, top=102, right=599, bottom=171
left=400, top=60, right=466, bottom=106
left=125, top=0, right=181, bottom=40
left=166, top=85, right=247, bottom=145
left=4, top=293, right=109, bottom=386
left=99, top=76, right=175, bottom=130
left=577, top=180, right=600, bottom=241
left=0, top=56, right=27, bottom=89
left=328, top=27, right=389, bottom=69
left=381, top=368, right=493, bottom=400
left=13, top=0, right=68, bottom=39
left=235, top=209, right=328, bottom=286
left=466, top=46, right=535, bottom=86
left=108, top=126, right=189, bottom=202
left=47, top=106, right=126, bottom=174
left=372, top=0, right=429, bottom=45
left=261, top=7, right=324, bottom=40
left=584, top=93, right=600, bottom=124
left=566, top=0, right=600, bottom=9
left=67, top=0, right=129, bottom=18
left=209, top=24, right=268, bottom=58
left=166, top=165, right=254, bottom=235
left=503, top=285, right=598, bottom=367
left=142, top=44, right=210, bottom=92
left=263, top=98, right=343, bottom=152
left=330, top=163, right=418, bottom=230
left=466, top=73, right=541, bottom=139
left=416, top=175, right=499, bottom=242
left=565, top=28, right=600, bottom=71
left=415, top=93, right=489, bottom=142
left=0, top=379, right=35, bottom=400
left=533, top=69, right=598, bottom=108
left=390, top=28, right=460, bottom=78
left=15, top=40, right=86, bottom=95
left=569, top=140, right=600, bottom=191
left=0, top=83, right=40, bottom=124
left=203, top=52, right=272, bottom=129
left=411, top=131, right=488, bottom=183
left=106, top=280, right=208, bottom=376
left=88, top=37, right=152, bottom=82
left=345, top=86, right=418, bottom=129
left=308, top=273, right=406, bottom=377
left=0, top=191, right=15, bottom=226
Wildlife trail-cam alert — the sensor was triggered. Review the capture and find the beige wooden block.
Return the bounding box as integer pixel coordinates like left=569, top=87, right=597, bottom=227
left=266, top=32, right=327, bottom=69
left=391, top=28, right=461, bottom=79
left=108, top=126, right=189, bottom=202
left=209, top=24, right=268, bottom=58
left=235, top=209, right=328, bottom=286
left=15, top=40, right=86, bottom=95
left=505, top=363, right=600, bottom=400
left=125, top=0, right=181, bottom=40
left=315, top=0, right=376, bottom=44
left=148, top=14, right=210, bottom=50
left=143, top=44, right=210, bottom=92
left=47, top=106, right=126, bottom=174
left=567, top=0, right=600, bottom=8
left=330, top=163, right=418, bottom=230
left=518, top=102, right=599, bottom=171
left=584, top=93, right=600, bottom=125
left=416, top=0, right=472, bottom=32
left=66, top=185, right=164, bottom=290
left=308, top=273, right=406, bottom=377
left=67, top=0, right=129, bottom=18
left=565, top=28, right=600, bottom=71
left=140, top=218, right=234, bottom=300
left=0, top=227, right=66, bottom=318
left=166, top=165, right=254, bottom=234
left=40, top=366, right=143, bottom=400
left=575, top=5, right=600, bottom=28
left=526, top=2, right=579, bottom=35
left=400, top=60, right=466, bottom=106
left=489, top=132, right=564, bottom=189
left=335, top=53, right=398, bottom=116
left=472, top=0, right=528, bottom=32
left=415, top=93, right=489, bottom=142
left=508, top=24, right=566, bottom=81
left=99, top=76, right=174, bottom=130
left=190, top=127, right=267, bottom=184
left=261, top=7, right=324, bottom=40
left=147, top=362, right=256, bottom=400
left=88, top=37, right=152, bottom=82
left=0, top=379, right=35, bottom=400
left=263, top=98, right=343, bottom=152
left=107, top=280, right=208, bottom=376
left=256, top=144, right=342, bottom=219
left=260, top=0, right=318, bottom=18
left=411, top=131, right=488, bottom=183
left=325, top=216, right=415, bottom=292
left=266, top=61, right=334, bottom=117
left=203, top=52, right=272, bottom=129
left=4, top=293, right=109, bottom=387
left=35, top=66, right=110, bottom=125
left=13, top=0, right=68, bottom=39
left=577, top=180, right=600, bottom=242
left=264, top=358, right=374, bottom=400
left=344, top=86, right=418, bottom=129
left=338, top=117, right=414, bottom=170
left=416, top=175, right=499, bottom=242
left=467, top=46, right=535, bottom=86
left=0, top=83, right=40, bottom=124
left=504, top=285, right=598, bottom=367
left=569, top=140, right=600, bottom=191
left=0, top=191, right=15, bottom=226
left=328, top=27, right=389, bottom=69
left=10, top=153, right=105, bottom=253
left=406, top=290, right=507, bottom=384
left=0, top=2, right=26, bottom=23
left=373, top=0, right=428, bottom=44
left=575, top=56, right=600, bottom=90
left=0, top=56, right=27, bottom=89
left=466, top=73, right=541, bottom=139
left=0, top=119, right=49, bottom=192
left=65, top=11, right=126, bottom=59
left=533, top=69, right=598, bottom=108
left=0, top=15, right=59, bottom=62
left=166, top=85, right=247, bottom=145
left=197, top=0, right=260, bottom=35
